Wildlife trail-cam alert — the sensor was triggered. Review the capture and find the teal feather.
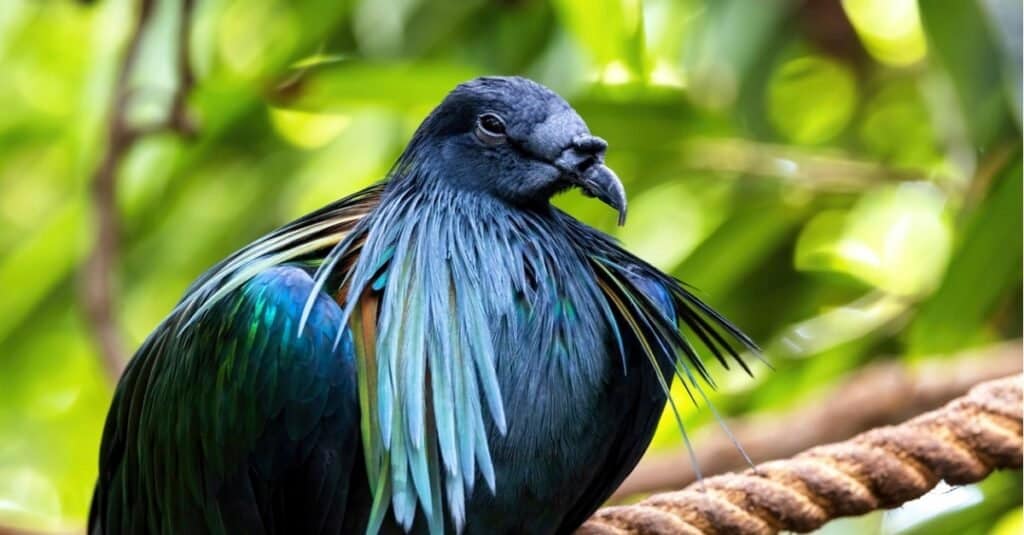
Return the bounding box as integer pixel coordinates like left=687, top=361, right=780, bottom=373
left=430, top=287, right=458, bottom=475
left=403, top=265, right=427, bottom=451
left=451, top=325, right=477, bottom=492
left=371, top=271, right=388, bottom=291
left=389, top=409, right=415, bottom=529
left=312, top=185, right=527, bottom=533
left=473, top=405, right=496, bottom=493
left=424, top=429, right=445, bottom=535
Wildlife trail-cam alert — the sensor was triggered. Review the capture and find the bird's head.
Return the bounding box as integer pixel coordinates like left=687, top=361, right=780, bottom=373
left=399, top=76, right=627, bottom=225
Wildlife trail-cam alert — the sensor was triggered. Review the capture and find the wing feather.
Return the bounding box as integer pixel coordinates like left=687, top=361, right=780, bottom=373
left=91, top=266, right=361, bottom=534
left=91, top=186, right=383, bottom=535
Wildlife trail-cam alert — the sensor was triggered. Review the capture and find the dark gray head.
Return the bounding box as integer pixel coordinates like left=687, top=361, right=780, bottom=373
left=400, top=76, right=627, bottom=224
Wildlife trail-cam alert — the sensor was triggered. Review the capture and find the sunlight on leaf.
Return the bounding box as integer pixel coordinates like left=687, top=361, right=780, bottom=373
left=270, top=61, right=477, bottom=113
left=352, top=0, right=422, bottom=57
left=882, top=482, right=985, bottom=533
left=618, top=182, right=706, bottom=270
left=0, top=201, right=88, bottom=344
left=842, top=0, right=927, bottom=66
left=281, top=113, right=400, bottom=215
left=217, top=0, right=300, bottom=78
left=775, top=292, right=908, bottom=358
left=881, top=471, right=1022, bottom=535
left=795, top=183, right=952, bottom=297
left=768, top=55, right=858, bottom=145
left=552, top=0, right=645, bottom=80
left=909, top=157, right=1022, bottom=355
left=859, top=81, right=942, bottom=169
left=0, top=467, right=62, bottom=530
left=269, top=108, right=353, bottom=149
left=990, top=507, right=1023, bottom=535
left=918, top=0, right=1012, bottom=150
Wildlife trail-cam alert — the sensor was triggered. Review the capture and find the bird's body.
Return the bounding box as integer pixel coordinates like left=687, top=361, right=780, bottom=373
left=90, top=77, right=754, bottom=535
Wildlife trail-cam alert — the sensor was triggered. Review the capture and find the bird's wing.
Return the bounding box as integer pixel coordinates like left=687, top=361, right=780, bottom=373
left=559, top=212, right=761, bottom=395
left=90, top=186, right=384, bottom=535
left=90, top=265, right=362, bottom=535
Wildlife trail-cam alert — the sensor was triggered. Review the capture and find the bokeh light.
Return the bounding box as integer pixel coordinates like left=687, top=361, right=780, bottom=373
left=843, top=0, right=928, bottom=66
left=768, top=55, right=858, bottom=144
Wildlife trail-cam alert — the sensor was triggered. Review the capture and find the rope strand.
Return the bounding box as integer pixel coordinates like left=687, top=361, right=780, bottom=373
left=580, top=375, right=1023, bottom=534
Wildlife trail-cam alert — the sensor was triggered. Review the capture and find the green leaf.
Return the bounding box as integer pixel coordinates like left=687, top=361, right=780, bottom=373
left=0, top=200, right=88, bottom=345
left=843, top=0, right=928, bottom=66
left=213, top=0, right=353, bottom=80
left=677, top=198, right=805, bottom=297
left=551, top=0, right=645, bottom=80
left=794, top=184, right=952, bottom=297
left=891, top=470, right=1022, bottom=535
left=767, top=55, right=859, bottom=145
left=908, top=155, right=1022, bottom=354
left=771, top=292, right=908, bottom=358
left=918, top=0, right=1013, bottom=149
left=991, top=506, right=1024, bottom=535
left=617, top=181, right=719, bottom=271
left=269, top=61, right=478, bottom=113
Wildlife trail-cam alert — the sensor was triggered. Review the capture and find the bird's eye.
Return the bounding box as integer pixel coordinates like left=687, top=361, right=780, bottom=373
left=475, top=113, right=507, bottom=146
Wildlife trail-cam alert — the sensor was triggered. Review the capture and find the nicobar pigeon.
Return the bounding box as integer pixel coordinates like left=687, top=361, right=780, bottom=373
left=89, top=76, right=758, bottom=535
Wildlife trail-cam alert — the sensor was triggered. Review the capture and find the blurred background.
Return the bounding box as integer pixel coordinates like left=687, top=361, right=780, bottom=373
left=0, top=0, right=1020, bottom=533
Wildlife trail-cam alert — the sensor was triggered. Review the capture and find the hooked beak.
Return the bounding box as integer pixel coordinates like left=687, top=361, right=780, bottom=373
left=554, top=135, right=628, bottom=226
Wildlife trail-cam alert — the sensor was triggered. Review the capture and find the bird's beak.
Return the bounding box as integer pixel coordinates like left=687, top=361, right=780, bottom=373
left=554, top=135, right=628, bottom=226
left=578, top=163, right=627, bottom=226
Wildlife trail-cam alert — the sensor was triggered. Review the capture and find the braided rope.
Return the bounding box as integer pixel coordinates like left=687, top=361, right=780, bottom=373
left=579, top=375, right=1023, bottom=535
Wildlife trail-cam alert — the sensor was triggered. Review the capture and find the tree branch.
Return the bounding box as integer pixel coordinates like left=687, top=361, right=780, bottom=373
left=611, top=340, right=1022, bottom=501
left=82, top=0, right=198, bottom=381
left=678, top=138, right=954, bottom=193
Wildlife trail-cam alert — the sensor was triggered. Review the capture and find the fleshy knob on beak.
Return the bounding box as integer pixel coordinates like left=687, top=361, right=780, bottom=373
left=555, top=135, right=628, bottom=226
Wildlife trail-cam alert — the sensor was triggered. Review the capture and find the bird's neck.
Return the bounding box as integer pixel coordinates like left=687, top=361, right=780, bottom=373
left=365, top=178, right=565, bottom=270
left=354, top=174, right=615, bottom=412
left=344, top=175, right=610, bottom=341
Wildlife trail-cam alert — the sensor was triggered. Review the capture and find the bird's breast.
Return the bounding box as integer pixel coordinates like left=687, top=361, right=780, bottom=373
left=483, top=277, right=624, bottom=497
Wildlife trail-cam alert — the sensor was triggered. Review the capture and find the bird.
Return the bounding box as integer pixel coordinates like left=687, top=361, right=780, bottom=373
left=88, top=75, right=758, bottom=535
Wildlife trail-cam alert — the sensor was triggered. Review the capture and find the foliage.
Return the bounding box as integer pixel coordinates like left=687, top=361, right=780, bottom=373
left=0, top=0, right=1019, bottom=532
